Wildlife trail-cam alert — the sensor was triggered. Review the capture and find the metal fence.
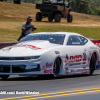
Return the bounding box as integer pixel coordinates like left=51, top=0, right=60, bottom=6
left=7, top=0, right=42, bottom=4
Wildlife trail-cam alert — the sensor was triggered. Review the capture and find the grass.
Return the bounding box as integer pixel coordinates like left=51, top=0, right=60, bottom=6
left=0, top=2, right=100, bottom=42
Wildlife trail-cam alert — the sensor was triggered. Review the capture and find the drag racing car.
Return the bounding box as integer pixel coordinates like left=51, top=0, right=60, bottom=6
left=0, top=32, right=100, bottom=79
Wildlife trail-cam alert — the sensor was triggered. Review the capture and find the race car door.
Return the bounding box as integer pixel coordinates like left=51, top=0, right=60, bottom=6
left=66, top=35, right=88, bottom=68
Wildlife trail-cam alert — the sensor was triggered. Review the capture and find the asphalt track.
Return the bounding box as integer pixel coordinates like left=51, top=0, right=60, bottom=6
left=0, top=70, right=100, bottom=100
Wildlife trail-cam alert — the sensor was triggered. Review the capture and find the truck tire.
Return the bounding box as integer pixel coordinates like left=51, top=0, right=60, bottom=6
left=36, top=12, right=42, bottom=21
left=67, top=14, right=73, bottom=22
left=54, top=13, right=61, bottom=22
left=48, top=16, right=53, bottom=22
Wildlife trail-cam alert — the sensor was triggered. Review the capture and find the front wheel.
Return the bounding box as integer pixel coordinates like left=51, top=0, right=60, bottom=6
left=0, top=75, right=10, bottom=80
left=53, top=58, right=60, bottom=77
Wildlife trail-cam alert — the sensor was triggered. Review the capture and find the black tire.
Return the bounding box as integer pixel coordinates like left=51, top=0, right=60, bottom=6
left=89, top=54, right=96, bottom=75
left=67, top=14, right=73, bottom=22
left=53, top=58, right=60, bottom=77
left=36, top=12, right=42, bottom=21
left=54, top=13, right=61, bottom=22
left=0, top=75, right=9, bottom=80
left=48, top=16, right=53, bottom=22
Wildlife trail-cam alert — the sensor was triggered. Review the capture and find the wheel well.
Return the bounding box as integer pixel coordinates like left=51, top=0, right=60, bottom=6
left=94, top=52, right=97, bottom=61
left=54, top=11, right=62, bottom=16
left=56, top=57, right=62, bottom=65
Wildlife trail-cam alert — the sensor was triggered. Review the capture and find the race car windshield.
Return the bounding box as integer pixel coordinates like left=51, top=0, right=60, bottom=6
left=19, top=34, right=65, bottom=45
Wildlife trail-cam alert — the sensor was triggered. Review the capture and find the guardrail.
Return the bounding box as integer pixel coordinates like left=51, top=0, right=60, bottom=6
left=0, top=42, right=17, bottom=49
left=91, top=40, right=100, bottom=48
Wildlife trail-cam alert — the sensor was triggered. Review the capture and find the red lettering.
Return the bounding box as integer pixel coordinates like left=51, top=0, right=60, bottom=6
left=46, top=63, right=53, bottom=67
left=70, top=56, right=74, bottom=62
left=14, top=44, right=41, bottom=49
left=70, top=55, right=82, bottom=62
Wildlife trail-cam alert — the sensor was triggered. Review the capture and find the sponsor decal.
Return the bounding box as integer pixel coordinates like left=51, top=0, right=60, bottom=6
left=88, top=57, right=91, bottom=62
left=65, top=68, right=89, bottom=74
left=96, top=65, right=100, bottom=70
left=42, top=65, right=46, bottom=70
left=44, top=70, right=50, bottom=74
left=14, top=44, right=41, bottom=50
left=90, top=47, right=98, bottom=49
left=64, top=55, right=84, bottom=66
left=72, top=42, right=80, bottom=44
left=2, top=47, right=11, bottom=51
left=68, top=63, right=81, bottom=66
left=70, top=55, right=82, bottom=63
left=49, top=69, right=53, bottom=74
left=65, top=67, right=68, bottom=74
left=64, top=55, right=69, bottom=66
left=83, top=52, right=87, bottom=64
left=46, top=63, right=53, bottom=67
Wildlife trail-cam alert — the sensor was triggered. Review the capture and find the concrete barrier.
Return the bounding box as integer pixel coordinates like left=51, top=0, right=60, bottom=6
left=0, top=42, right=17, bottom=49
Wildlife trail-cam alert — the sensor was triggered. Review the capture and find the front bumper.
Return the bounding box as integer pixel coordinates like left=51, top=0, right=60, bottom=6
left=0, top=59, right=44, bottom=75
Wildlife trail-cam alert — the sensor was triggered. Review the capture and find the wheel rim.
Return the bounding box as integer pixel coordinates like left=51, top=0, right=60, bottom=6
left=53, top=58, right=60, bottom=76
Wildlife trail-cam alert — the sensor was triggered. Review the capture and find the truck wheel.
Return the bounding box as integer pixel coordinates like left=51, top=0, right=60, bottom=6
left=54, top=13, right=61, bottom=22
left=36, top=12, right=42, bottom=21
left=0, top=75, right=9, bottom=80
left=67, top=14, right=73, bottom=22
left=89, top=54, right=96, bottom=75
left=48, top=16, right=53, bottom=22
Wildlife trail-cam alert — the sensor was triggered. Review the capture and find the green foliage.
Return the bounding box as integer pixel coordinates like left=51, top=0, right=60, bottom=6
left=70, top=0, right=100, bottom=16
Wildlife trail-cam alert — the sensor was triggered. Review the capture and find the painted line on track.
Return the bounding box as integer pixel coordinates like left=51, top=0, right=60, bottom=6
left=1, top=87, right=100, bottom=100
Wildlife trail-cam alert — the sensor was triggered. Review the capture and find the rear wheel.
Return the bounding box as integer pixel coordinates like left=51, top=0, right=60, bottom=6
left=67, top=14, right=73, bottom=22
left=0, top=75, right=9, bottom=80
left=53, top=58, right=61, bottom=77
left=54, top=13, right=61, bottom=22
left=89, top=54, right=96, bottom=75
left=36, top=12, right=42, bottom=21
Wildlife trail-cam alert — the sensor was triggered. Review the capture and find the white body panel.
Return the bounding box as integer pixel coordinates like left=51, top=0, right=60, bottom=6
left=0, top=32, right=100, bottom=76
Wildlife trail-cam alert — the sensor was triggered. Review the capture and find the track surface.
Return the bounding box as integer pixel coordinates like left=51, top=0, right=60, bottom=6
left=0, top=70, right=100, bottom=100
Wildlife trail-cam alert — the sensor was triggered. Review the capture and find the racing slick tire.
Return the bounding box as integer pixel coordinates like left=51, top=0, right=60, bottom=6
left=67, top=14, right=73, bottom=23
left=36, top=12, right=42, bottom=21
left=54, top=13, right=61, bottom=22
left=0, top=75, right=10, bottom=80
left=89, top=54, right=96, bottom=75
left=53, top=58, right=61, bottom=77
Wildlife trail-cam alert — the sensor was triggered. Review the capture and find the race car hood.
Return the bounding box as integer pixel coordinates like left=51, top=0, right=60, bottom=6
left=0, top=40, right=60, bottom=57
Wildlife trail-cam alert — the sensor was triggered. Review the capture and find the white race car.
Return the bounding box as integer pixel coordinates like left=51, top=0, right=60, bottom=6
left=0, top=32, right=100, bottom=79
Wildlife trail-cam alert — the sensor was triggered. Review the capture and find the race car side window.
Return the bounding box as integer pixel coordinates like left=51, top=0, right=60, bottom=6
left=67, top=35, right=88, bottom=45
left=80, top=36, right=88, bottom=45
